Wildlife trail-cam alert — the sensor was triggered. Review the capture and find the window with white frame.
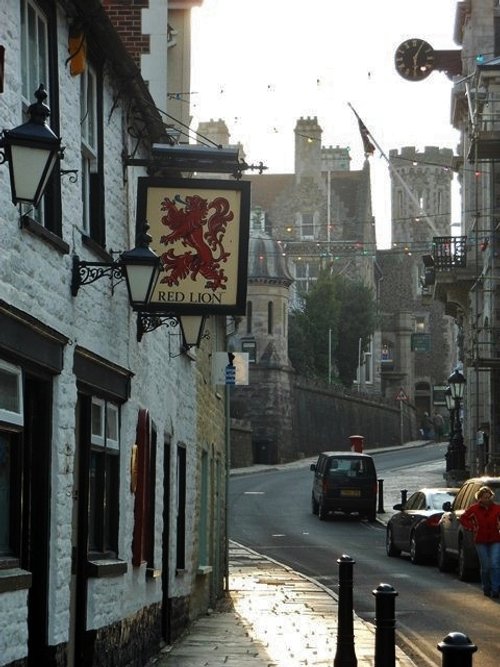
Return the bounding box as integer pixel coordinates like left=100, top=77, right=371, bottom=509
left=294, top=261, right=318, bottom=293
left=81, top=63, right=98, bottom=235
left=88, top=398, right=120, bottom=557
left=20, top=0, right=48, bottom=108
left=301, top=213, right=314, bottom=239
left=0, top=360, right=23, bottom=560
left=0, top=360, right=23, bottom=427
left=20, top=0, right=61, bottom=232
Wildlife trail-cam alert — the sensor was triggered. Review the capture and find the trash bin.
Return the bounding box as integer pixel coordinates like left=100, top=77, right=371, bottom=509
left=349, top=435, right=364, bottom=453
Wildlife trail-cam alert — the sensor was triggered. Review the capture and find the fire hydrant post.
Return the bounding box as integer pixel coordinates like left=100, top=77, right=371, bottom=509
left=349, top=435, right=364, bottom=453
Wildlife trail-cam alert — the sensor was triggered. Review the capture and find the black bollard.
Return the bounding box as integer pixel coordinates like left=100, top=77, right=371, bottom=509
left=373, top=583, right=398, bottom=667
left=437, top=632, right=477, bottom=667
left=377, top=479, right=385, bottom=513
left=334, top=554, right=357, bottom=667
left=400, top=489, right=408, bottom=505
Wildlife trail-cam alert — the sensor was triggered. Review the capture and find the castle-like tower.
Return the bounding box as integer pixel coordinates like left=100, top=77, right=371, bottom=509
left=389, top=146, right=454, bottom=245
left=231, top=228, right=296, bottom=462
left=197, top=118, right=231, bottom=147
left=380, top=145, right=455, bottom=417
left=294, top=117, right=323, bottom=182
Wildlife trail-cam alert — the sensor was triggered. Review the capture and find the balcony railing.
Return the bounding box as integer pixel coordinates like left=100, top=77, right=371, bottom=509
left=432, top=236, right=467, bottom=271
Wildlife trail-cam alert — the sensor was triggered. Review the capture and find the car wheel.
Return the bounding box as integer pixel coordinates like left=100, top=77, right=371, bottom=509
left=386, top=526, right=401, bottom=557
left=437, top=538, right=453, bottom=572
left=318, top=498, right=328, bottom=521
left=410, top=532, right=424, bottom=565
left=311, top=493, right=319, bottom=515
left=457, top=541, right=473, bottom=581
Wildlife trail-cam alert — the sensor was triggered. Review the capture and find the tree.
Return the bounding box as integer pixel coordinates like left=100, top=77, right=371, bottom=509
left=336, top=278, right=378, bottom=386
left=288, top=271, right=377, bottom=387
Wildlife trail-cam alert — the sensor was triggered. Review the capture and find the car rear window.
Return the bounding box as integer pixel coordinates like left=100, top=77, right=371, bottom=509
left=429, top=491, right=456, bottom=510
left=327, top=457, right=374, bottom=479
left=454, top=482, right=500, bottom=509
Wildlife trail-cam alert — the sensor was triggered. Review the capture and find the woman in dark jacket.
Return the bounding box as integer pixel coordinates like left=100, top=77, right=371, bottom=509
left=460, top=486, right=500, bottom=597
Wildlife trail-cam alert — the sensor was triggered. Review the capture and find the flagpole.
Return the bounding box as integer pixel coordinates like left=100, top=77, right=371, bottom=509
left=347, top=102, right=439, bottom=236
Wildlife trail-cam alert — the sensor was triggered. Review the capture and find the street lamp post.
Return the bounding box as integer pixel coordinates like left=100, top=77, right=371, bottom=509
left=446, top=369, right=467, bottom=480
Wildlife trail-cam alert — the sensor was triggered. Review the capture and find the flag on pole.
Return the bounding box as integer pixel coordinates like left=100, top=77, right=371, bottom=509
left=347, top=102, right=439, bottom=234
left=357, top=117, right=376, bottom=156
left=348, top=103, right=376, bottom=157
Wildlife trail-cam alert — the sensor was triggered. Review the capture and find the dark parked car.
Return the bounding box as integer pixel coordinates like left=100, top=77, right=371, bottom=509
left=386, top=487, right=458, bottom=564
left=438, top=476, right=500, bottom=580
left=310, top=451, right=378, bottom=522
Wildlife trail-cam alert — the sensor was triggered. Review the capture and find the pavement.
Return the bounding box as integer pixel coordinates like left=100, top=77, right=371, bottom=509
left=150, top=440, right=447, bottom=667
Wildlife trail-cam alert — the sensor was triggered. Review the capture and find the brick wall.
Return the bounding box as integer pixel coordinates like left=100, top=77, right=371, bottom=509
left=102, top=0, right=150, bottom=68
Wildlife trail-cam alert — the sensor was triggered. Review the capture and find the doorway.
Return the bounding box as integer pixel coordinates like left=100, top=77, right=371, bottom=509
left=23, top=374, right=52, bottom=665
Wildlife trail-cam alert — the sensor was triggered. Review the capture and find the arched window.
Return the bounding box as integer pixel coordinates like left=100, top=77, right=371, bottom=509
left=268, top=302, right=273, bottom=334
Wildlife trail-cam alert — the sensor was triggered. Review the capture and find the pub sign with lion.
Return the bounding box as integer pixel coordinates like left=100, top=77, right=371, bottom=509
left=136, top=177, right=251, bottom=315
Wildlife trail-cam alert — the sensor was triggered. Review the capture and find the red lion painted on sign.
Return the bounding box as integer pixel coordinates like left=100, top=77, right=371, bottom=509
left=159, top=194, right=234, bottom=290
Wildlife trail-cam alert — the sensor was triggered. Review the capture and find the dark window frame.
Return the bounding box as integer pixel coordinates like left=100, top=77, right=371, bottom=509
left=176, top=445, right=186, bottom=570
left=267, top=301, right=273, bottom=335
left=246, top=301, right=252, bottom=334
left=81, top=43, right=105, bottom=248
left=0, top=430, right=22, bottom=563
left=87, top=398, right=120, bottom=559
left=20, top=0, right=62, bottom=237
left=132, top=409, right=157, bottom=571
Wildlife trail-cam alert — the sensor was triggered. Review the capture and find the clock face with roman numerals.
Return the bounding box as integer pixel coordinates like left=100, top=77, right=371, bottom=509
left=395, top=39, right=435, bottom=81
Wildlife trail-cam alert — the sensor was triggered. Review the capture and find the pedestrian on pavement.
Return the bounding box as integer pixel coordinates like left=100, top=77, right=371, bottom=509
left=459, top=485, right=500, bottom=597
left=432, top=411, right=444, bottom=442
left=421, top=412, right=433, bottom=440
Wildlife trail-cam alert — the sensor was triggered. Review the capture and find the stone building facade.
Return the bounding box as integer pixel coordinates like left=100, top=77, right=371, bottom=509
left=430, top=0, right=500, bottom=475
left=197, top=114, right=458, bottom=462
left=378, top=146, right=455, bottom=416
left=244, top=116, right=382, bottom=393
left=0, top=2, right=228, bottom=666
left=230, top=230, right=296, bottom=463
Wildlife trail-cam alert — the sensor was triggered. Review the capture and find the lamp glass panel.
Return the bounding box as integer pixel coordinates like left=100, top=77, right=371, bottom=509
left=9, top=144, right=55, bottom=203
left=125, top=264, right=157, bottom=304
left=180, top=316, right=205, bottom=348
left=450, top=379, right=465, bottom=400
left=35, top=150, right=58, bottom=203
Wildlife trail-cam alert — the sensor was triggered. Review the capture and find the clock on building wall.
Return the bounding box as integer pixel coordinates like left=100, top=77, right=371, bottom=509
left=395, top=38, right=462, bottom=81
left=395, top=38, right=435, bottom=81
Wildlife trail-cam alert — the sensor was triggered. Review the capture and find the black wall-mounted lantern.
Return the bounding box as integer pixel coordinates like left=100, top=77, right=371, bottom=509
left=136, top=312, right=209, bottom=351
left=0, top=84, right=63, bottom=207
left=71, top=224, right=162, bottom=308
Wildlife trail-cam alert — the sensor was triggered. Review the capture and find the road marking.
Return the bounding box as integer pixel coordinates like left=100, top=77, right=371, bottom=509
left=244, top=491, right=265, bottom=494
